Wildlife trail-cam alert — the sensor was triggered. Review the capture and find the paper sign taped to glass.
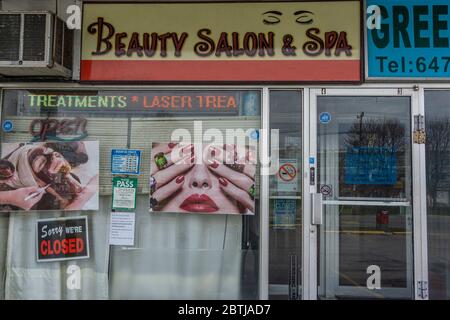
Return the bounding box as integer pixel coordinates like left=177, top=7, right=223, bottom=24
left=0, top=141, right=99, bottom=211
left=273, top=199, right=296, bottom=230
left=344, top=147, right=397, bottom=185
left=149, top=142, right=256, bottom=215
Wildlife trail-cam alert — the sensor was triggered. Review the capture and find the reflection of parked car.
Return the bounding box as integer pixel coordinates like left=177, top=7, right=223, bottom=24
left=376, top=209, right=390, bottom=231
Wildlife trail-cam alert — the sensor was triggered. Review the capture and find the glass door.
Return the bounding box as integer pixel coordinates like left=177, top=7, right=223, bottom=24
left=268, top=90, right=303, bottom=299
left=309, top=88, right=422, bottom=299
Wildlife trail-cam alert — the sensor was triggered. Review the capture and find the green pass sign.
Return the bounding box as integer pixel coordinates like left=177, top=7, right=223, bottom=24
left=112, top=177, right=138, bottom=211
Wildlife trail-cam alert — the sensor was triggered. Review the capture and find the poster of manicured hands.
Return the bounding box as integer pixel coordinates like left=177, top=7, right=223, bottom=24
left=149, top=142, right=256, bottom=215
left=0, top=141, right=99, bottom=211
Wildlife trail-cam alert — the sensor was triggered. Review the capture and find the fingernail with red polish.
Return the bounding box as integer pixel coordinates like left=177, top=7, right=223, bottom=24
left=182, top=144, right=193, bottom=152
left=168, top=143, right=177, bottom=149
left=209, top=160, right=219, bottom=169
left=176, top=175, right=185, bottom=184
left=219, top=177, right=228, bottom=186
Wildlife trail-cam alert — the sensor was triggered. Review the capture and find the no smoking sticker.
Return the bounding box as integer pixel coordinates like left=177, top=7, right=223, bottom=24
left=320, top=184, right=332, bottom=196
left=278, top=163, right=297, bottom=182
left=277, top=159, right=299, bottom=192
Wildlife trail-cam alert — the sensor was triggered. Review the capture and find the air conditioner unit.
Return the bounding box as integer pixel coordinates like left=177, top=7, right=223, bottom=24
left=0, top=11, right=73, bottom=77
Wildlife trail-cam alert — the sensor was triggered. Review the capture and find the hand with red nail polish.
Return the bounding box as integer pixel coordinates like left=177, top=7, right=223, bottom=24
left=151, top=142, right=255, bottom=215
left=206, top=145, right=256, bottom=213
left=150, top=173, right=186, bottom=208
left=150, top=142, right=194, bottom=193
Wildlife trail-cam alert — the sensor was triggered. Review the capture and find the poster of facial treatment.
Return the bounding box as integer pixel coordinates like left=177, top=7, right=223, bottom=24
left=149, top=142, right=256, bottom=215
left=0, top=141, right=99, bottom=211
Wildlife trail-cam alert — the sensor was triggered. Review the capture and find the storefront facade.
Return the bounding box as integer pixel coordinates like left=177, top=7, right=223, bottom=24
left=0, top=0, right=449, bottom=300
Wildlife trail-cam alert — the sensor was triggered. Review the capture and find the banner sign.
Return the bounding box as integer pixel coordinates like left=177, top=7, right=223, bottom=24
left=111, top=149, right=141, bottom=175
left=149, top=142, right=256, bottom=215
left=81, top=1, right=361, bottom=82
left=344, top=147, right=397, bottom=185
left=0, top=141, right=99, bottom=212
left=367, top=0, right=450, bottom=79
left=37, top=216, right=89, bottom=262
left=20, top=90, right=245, bottom=116
left=112, top=177, right=138, bottom=211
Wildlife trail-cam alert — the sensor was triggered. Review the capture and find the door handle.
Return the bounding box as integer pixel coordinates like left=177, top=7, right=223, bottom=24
left=312, top=193, right=323, bottom=225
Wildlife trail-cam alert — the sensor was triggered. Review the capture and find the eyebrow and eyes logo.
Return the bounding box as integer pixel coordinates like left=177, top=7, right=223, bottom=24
left=262, top=10, right=314, bottom=25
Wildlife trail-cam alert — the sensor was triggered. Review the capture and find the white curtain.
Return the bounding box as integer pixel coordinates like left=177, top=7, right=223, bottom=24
left=4, top=199, right=110, bottom=300
left=3, top=195, right=247, bottom=300
left=109, top=196, right=244, bottom=299
left=0, top=214, right=9, bottom=299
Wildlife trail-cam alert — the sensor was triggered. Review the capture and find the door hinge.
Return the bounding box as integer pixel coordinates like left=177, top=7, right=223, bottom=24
left=417, top=281, right=428, bottom=299
left=413, top=115, right=426, bottom=144
left=321, top=88, right=326, bottom=95
left=397, top=88, right=403, bottom=95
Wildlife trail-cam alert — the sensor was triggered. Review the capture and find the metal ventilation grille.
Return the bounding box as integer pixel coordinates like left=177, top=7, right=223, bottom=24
left=23, top=14, right=46, bottom=61
left=0, top=14, right=20, bottom=61
left=54, top=17, right=63, bottom=65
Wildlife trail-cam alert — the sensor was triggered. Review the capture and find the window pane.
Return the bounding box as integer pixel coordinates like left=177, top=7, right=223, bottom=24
left=425, top=90, right=450, bottom=300
left=268, top=90, right=302, bottom=300
left=0, top=89, right=261, bottom=299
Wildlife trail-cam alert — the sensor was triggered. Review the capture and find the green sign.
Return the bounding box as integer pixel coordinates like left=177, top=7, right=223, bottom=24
left=112, top=177, right=138, bottom=211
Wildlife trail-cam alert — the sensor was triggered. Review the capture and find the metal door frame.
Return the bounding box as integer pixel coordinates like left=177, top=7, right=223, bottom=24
left=306, top=87, right=428, bottom=300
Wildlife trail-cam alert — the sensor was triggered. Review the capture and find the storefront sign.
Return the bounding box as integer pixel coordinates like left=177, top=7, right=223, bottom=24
left=273, top=199, right=296, bottom=229
left=81, top=2, right=361, bottom=82
left=36, top=216, right=89, bottom=262
left=111, top=149, right=141, bottom=175
left=367, top=0, right=450, bottom=79
left=28, top=117, right=88, bottom=142
left=112, top=177, right=138, bottom=211
left=22, top=91, right=241, bottom=116
left=277, top=159, right=299, bottom=192
left=344, top=147, right=397, bottom=185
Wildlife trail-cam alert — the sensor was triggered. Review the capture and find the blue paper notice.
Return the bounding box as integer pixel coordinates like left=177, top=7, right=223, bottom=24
left=273, top=199, right=297, bottom=229
left=111, top=149, right=141, bottom=175
left=344, top=147, right=397, bottom=185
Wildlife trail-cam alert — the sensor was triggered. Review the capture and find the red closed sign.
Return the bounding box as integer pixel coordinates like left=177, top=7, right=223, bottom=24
left=37, top=217, right=89, bottom=262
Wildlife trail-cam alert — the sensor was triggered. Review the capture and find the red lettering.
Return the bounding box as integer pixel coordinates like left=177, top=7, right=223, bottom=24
left=69, top=238, right=76, bottom=253
left=40, top=240, right=48, bottom=255
left=217, top=96, right=226, bottom=108
left=227, top=97, right=237, bottom=108
left=161, top=96, right=170, bottom=108
left=182, top=96, right=192, bottom=109
left=171, top=96, right=180, bottom=108
left=76, top=238, right=84, bottom=252
left=40, top=238, right=84, bottom=257
left=53, top=240, right=61, bottom=255
left=205, top=96, right=216, bottom=108
left=147, top=96, right=160, bottom=108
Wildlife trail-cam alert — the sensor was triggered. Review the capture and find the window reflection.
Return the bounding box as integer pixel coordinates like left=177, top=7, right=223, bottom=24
left=425, top=90, right=450, bottom=300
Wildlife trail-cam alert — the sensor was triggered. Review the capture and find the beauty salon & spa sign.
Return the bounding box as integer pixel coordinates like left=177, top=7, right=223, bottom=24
left=81, top=1, right=361, bottom=82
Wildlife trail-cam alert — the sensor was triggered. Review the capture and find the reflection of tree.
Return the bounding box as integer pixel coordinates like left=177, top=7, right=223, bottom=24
left=345, top=118, right=405, bottom=150
left=426, top=118, right=450, bottom=208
